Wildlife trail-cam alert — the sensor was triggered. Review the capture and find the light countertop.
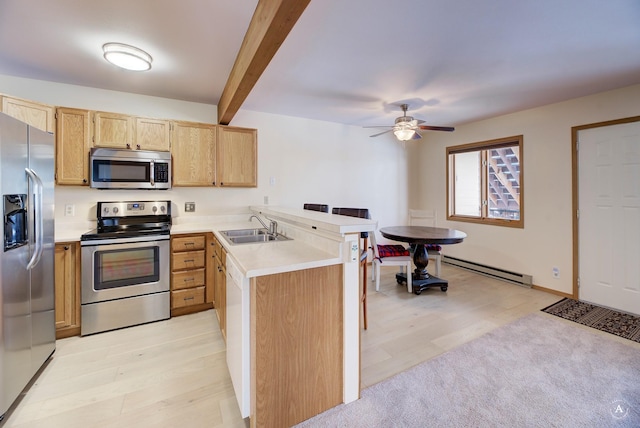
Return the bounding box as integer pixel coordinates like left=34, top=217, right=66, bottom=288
left=54, top=206, right=376, bottom=279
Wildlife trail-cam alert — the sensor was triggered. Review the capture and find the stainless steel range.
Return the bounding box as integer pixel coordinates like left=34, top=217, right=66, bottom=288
left=80, top=200, right=171, bottom=336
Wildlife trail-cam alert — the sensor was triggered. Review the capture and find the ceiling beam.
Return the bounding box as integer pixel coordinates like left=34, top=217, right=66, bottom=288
left=217, top=0, right=311, bottom=125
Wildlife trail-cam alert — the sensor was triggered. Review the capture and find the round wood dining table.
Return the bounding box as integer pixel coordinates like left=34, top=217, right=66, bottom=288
left=380, top=226, right=467, bottom=295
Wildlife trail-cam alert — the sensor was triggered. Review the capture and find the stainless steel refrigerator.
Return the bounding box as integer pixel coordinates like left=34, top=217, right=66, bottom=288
left=0, top=112, right=55, bottom=420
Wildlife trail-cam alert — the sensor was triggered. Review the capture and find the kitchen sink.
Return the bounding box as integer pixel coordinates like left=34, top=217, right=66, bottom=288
left=219, top=228, right=292, bottom=245
left=221, top=228, right=269, bottom=237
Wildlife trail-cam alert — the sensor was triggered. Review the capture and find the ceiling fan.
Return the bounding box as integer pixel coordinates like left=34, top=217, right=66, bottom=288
left=364, top=104, right=454, bottom=141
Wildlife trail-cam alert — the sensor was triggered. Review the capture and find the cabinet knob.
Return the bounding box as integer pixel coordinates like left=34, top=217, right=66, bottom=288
left=64, top=245, right=69, bottom=250
left=82, top=179, right=87, bottom=183
left=126, top=143, right=131, bottom=149
left=136, top=144, right=141, bottom=150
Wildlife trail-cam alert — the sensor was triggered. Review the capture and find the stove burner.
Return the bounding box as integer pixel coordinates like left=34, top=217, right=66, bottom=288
left=81, top=200, right=172, bottom=242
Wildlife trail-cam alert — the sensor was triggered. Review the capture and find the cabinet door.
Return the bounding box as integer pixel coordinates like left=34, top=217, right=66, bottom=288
left=206, top=233, right=215, bottom=304
left=56, top=107, right=91, bottom=185
left=214, top=253, right=226, bottom=339
left=171, top=121, right=217, bottom=186
left=1, top=95, right=55, bottom=132
left=217, top=126, right=257, bottom=187
left=135, top=117, right=170, bottom=151
left=93, top=111, right=134, bottom=149
left=54, top=243, right=80, bottom=337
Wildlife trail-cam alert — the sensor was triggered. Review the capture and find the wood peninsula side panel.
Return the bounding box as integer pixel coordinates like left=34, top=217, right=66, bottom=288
left=251, top=264, right=343, bottom=428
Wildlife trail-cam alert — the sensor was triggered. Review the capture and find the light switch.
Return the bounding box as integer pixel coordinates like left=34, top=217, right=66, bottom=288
left=64, top=204, right=75, bottom=217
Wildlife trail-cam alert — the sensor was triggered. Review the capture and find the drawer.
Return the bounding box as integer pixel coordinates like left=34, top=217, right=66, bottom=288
left=172, top=250, right=205, bottom=270
left=172, top=286, right=205, bottom=308
left=172, top=268, right=205, bottom=290
left=172, top=235, right=205, bottom=252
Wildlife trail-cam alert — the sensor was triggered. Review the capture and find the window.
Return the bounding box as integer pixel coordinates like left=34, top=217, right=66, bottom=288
left=447, top=135, right=523, bottom=228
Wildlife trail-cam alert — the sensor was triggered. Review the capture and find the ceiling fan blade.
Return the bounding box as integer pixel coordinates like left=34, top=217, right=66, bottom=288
left=363, top=125, right=394, bottom=129
left=411, top=131, right=422, bottom=140
left=416, top=119, right=426, bottom=125
left=418, top=125, right=455, bottom=132
left=369, top=129, right=394, bottom=137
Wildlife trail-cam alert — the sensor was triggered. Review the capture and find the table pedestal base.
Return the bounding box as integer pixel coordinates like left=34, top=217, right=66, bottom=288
left=395, top=272, right=448, bottom=295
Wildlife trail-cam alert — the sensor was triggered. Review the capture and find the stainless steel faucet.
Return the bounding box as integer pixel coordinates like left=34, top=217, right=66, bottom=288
left=249, top=214, right=278, bottom=235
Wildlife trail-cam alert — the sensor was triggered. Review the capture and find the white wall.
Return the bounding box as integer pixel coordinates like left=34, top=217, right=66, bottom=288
left=414, top=84, right=640, bottom=294
left=0, top=74, right=409, bottom=239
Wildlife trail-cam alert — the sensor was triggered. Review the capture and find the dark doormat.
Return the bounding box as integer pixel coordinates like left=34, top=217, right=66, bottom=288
left=542, top=298, right=640, bottom=343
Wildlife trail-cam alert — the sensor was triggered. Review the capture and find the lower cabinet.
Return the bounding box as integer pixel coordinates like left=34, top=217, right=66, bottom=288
left=170, top=233, right=213, bottom=316
left=213, top=237, right=227, bottom=340
left=54, top=242, right=81, bottom=339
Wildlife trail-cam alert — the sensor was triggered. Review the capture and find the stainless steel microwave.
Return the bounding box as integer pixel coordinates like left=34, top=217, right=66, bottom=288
left=90, top=148, right=171, bottom=189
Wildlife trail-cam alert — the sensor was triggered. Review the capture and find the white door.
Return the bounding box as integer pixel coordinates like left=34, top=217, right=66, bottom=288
left=578, top=120, right=640, bottom=315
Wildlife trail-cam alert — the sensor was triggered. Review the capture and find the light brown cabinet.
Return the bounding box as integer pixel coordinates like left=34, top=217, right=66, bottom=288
left=217, top=125, right=257, bottom=187
left=55, top=107, right=91, bottom=185
left=213, top=237, right=227, bottom=339
left=171, top=121, right=217, bottom=186
left=1, top=94, right=55, bottom=132
left=135, top=117, right=171, bottom=151
left=54, top=242, right=81, bottom=339
left=170, top=233, right=213, bottom=316
left=92, top=111, right=134, bottom=149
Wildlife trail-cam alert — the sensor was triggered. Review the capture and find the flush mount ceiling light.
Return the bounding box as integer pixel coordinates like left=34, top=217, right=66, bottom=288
left=103, top=43, right=152, bottom=71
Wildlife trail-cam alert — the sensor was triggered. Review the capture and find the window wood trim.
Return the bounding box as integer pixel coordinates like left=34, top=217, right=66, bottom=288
left=446, top=135, right=524, bottom=228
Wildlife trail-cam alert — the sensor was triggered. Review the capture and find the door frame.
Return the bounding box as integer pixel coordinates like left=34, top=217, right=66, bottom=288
left=571, top=115, right=640, bottom=298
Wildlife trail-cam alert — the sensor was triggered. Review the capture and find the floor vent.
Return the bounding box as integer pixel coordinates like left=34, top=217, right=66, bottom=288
left=443, top=256, right=533, bottom=288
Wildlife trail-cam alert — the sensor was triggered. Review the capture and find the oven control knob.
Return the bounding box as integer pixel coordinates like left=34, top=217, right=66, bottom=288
left=152, top=206, right=157, bottom=213
left=160, top=206, right=166, bottom=212
left=103, top=207, right=110, bottom=214
left=113, top=207, right=119, bottom=214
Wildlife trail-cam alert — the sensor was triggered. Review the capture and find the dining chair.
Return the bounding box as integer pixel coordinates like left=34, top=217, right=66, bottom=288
left=303, top=203, right=329, bottom=213
left=409, top=209, right=442, bottom=277
left=332, top=207, right=371, bottom=330
left=370, top=231, right=413, bottom=293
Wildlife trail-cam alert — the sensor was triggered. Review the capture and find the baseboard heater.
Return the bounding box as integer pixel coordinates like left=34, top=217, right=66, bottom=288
left=443, top=256, right=533, bottom=288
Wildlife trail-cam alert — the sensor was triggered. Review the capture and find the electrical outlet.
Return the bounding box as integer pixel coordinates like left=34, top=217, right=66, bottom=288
left=185, top=202, right=196, bottom=212
left=64, top=204, right=75, bottom=217
left=552, top=267, right=560, bottom=279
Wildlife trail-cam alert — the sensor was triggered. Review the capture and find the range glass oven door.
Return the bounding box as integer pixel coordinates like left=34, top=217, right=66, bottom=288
left=81, top=238, right=170, bottom=304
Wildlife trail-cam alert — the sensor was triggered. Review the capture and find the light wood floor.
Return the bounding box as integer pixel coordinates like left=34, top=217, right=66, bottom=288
left=2, top=264, right=561, bottom=428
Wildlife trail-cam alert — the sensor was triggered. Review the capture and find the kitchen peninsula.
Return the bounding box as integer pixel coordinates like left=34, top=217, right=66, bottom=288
left=172, top=206, right=377, bottom=427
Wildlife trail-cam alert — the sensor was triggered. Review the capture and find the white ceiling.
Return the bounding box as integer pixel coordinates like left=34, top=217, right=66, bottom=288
left=1, top=0, right=639, bottom=129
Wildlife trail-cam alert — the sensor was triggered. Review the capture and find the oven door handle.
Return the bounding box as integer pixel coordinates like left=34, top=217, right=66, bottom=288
left=150, top=160, right=155, bottom=186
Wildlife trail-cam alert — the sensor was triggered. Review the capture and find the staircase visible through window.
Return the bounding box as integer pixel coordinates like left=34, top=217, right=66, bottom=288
left=447, top=135, right=524, bottom=228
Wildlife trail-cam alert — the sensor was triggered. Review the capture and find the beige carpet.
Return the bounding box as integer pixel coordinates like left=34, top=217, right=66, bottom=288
left=296, top=314, right=640, bottom=427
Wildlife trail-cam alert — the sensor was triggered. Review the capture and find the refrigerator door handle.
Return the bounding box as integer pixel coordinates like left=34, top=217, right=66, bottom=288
left=25, top=168, right=44, bottom=270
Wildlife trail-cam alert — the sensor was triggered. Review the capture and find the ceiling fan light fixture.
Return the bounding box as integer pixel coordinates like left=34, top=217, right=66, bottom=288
left=103, top=43, right=152, bottom=71
left=394, top=128, right=416, bottom=141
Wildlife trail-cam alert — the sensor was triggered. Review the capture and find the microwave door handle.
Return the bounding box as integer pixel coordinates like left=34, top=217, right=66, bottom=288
left=150, top=160, right=155, bottom=186
left=25, top=168, right=44, bottom=270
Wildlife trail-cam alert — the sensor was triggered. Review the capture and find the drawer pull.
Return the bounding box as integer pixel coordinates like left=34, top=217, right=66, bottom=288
left=183, top=296, right=194, bottom=301
left=183, top=277, right=195, bottom=282
left=183, top=259, right=195, bottom=263
left=184, top=242, right=195, bottom=246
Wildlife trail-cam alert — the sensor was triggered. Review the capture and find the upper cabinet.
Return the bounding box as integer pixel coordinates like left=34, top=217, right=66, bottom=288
left=171, top=121, right=217, bottom=186
left=56, top=107, right=91, bottom=185
left=1, top=94, right=55, bottom=132
left=135, top=117, right=171, bottom=151
left=217, top=126, right=257, bottom=187
left=92, top=111, right=134, bottom=149
left=93, top=112, right=170, bottom=151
